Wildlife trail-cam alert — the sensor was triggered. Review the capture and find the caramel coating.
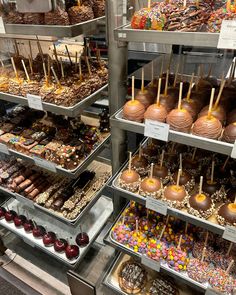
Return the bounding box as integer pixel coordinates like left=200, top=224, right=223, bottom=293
left=192, top=115, right=222, bottom=139
left=166, top=109, right=193, bottom=133
left=123, top=100, right=145, bottom=122
left=120, top=170, right=140, bottom=184
left=218, top=203, right=236, bottom=225
left=164, top=185, right=186, bottom=201
left=198, top=105, right=226, bottom=123
left=135, top=90, right=154, bottom=109
left=144, top=104, right=167, bottom=122
left=140, top=177, right=161, bottom=193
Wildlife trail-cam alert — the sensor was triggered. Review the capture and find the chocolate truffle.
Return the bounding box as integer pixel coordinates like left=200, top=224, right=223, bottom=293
left=188, top=193, right=214, bottom=219
left=217, top=203, right=236, bottom=226
left=166, top=109, right=193, bottom=133
left=192, top=115, right=222, bottom=139
left=222, top=123, right=236, bottom=143
left=144, top=103, right=167, bottom=122
left=135, top=89, right=154, bottom=109
left=123, top=100, right=145, bottom=122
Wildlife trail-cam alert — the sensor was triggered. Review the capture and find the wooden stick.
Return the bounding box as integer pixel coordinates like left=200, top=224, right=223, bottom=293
left=167, top=52, right=173, bottom=72
left=53, top=44, right=60, bottom=69
left=199, top=176, right=203, bottom=195
left=47, top=55, right=51, bottom=83
left=28, top=55, right=33, bottom=75
left=207, top=64, right=212, bottom=78
left=36, top=36, right=44, bottom=61
left=204, top=231, right=209, bottom=247
left=183, top=0, right=187, bottom=8
left=75, top=52, right=78, bottom=72
left=226, top=0, right=231, bottom=12
left=139, top=144, right=142, bottom=159
left=150, top=163, right=154, bottom=178
left=14, top=40, right=19, bottom=56
left=187, top=73, right=195, bottom=101
left=160, top=150, right=164, bottom=168
left=128, top=152, right=132, bottom=172
left=42, top=62, right=48, bottom=86
left=177, top=235, right=182, bottom=249
left=28, top=41, right=33, bottom=62
left=60, top=57, right=65, bottom=79
left=201, top=246, right=206, bottom=262
left=207, top=88, right=215, bottom=119
left=164, top=70, right=169, bottom=96
left=51, top=66, right=61, bottom=88
left=178, top=82, right=183, bottom=110
left=148, top=0, right=151, bottom=8
left=11, top=57, right=19, bottom=80
left=179, top=154, right=183, bottom=172
left=214, top=80, right=226, bottom=109
left=192, top=148, right=197, bottom=161
left=165, top=215, right=169, bottom=225
left=176, top=169, right=181, bottom=187
left=65, top=45, right=72, bottom=66
left=222, top=156, right=230, bottom=171
left=173, top=63, right=179, bottom=87
left=227, top=243, right=233, bottom=256
left=226, top=260, right=234, bottom=273
left=160, top=56, right=164, bottom=78
left=156, top=78, right=161, bottom=105
left=79, top=58, right=83, bottom=81
left=159, top=225, right=166, bottom=240
left=141, top=68, right=145, bottom=93
left=132, top=76, right=135, bottom=101
left=0, top=59, right=4, bottom=67
left=185, top=222, right=188, bottom=234
left=21, top=60, right=30, bottom=82
left=151, top=61, right=154, bottom=84
left=86, top=57, right=92, bottom=77
left=210, top=160, right=215, bottom=184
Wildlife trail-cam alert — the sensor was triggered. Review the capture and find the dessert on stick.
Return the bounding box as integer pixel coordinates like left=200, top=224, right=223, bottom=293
left=147, top=225, right=168, bottom=261
left=135, top=68, right=154, bottom=109
left=9, top=57, right=23, bottom=96
left=153, top=150, right=171, bottom=184
left=217, top=199, right=236, bottom=226
left=131, top=144, right=149, bottom=176
left=159, top=70, right=176, bottom=112
left=128, top=219, right=148, bottom=254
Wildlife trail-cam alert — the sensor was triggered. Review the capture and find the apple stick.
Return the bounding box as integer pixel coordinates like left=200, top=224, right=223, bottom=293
left=178, top=82, right=183, bottom=110
left=168, top=52, right=173, bottom=72
left=28, top=40, right=33, bottom=62
left=187, top=73, right=195, bottom=101
left=128, top=151, right=132, bottom=172
left=160, top=150, right=165, bottom=168
left=75, top=52, right=78, bottom=72
left=0, top=59, right=4, bottom=67
left=47, top=55, right=51, bottom=83
left=179, top=153, right=183, bottom=172
left=32, top=220, right=37, bottom=229
left=183, top=0, right=187, bottom=7
left=53, top=44, right=60, bottom=70
left=173, top=63, right=179, bottom=87
left=156, top=78, right=162, bottom=106
left=79, top=58, right=83, bottom=82
left=139, top=143, right=142, bottom=159
left=165, top=215, right=170, bottom=225
left=65, top=45, right=72, bottom=66
left=16, top=206, right=19, bottom=215
left=227, top=243, right=233, bottom=256
left=14, top=40, right=19, bottom=56
left=28, top=55, right=33, bottom=75
left=160, top=56, right=164, bottom=78
left=136, top=219, right=138, bottom=232
left=36, top=36, right=44, bottom=62
left=150, top=163, right=154, bottom=178
left=210, top=160, right=215, bottom=184
left=132, top=76, right=135, bottom=101
left=42, top=62, right=48, bottom=86
left=21, top=60, right=30, bottom=82
left=222, top=156, right=230, bottom=171
left=199, top=176, right=203, bottom=195
left=159, top=225, right=166, bottom=240
left=176, top=169, right=181, bottom=187
left=207, top=88, right=215, bottom=119
left=122, top=216, right=125, bottom=225
left=226, top=0, right=231, bottom=11
left=192, top=148, right=197, bottom=161
left=141, top=68, right=145, bottom=93
left=164, top=70, right=169, bottom=96
left=6, top=204, right=10, bottom=211
left=204, top=231, right=209, bottom=247
left=60, top=57, right=65, bottom=79
left=207, top=64, right=212, bottom=78
left=177, top=234, right=182, bottom=249
left=148, top=0, right=151, bottom=8
left=51, top=66, right=61, bottom=88
left=185, top=222, right=188, bottom=234
left=11, top=57, right=19, bottom=80
left=214, top=80, right=226, bottom=109
left=86, top=56, right=92, bottom=77
left=201, top=246, right=206, bottom=262
left=226, top=260, right=234, bottom=273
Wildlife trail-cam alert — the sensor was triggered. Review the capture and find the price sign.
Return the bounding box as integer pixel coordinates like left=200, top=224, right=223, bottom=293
left=27, top=94, right=43, bottom=111
left=0, top=143, right=10, bottom=155
left=33, top=157, right=57, bottom=173
left=141, top=255, right=160, bottom=272
left=205, top=288, right=222, bottom=295
left=222, top=226, right=236, bottom=243
left=231, top=140, right=236, bottom=159
left=0, top=17, right=6, bottom=34
left=218, top=20, right=236, bottom=50
left=146, top=197, right=168, bottom=216
left=144, top=120, right=169, bottom=142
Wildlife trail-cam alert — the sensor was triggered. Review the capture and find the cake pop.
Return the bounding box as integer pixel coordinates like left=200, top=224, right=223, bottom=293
left=147, top=225, right=168, bottom=261
left=139, top=163, right=162, bottom=199
left=159, top=70, right=176, bottom=112
left=193, top=88, right=223, bottom=139
left=135, top=68, right=154, bottom=109
left=166, top=82, right=193, bottom=133
left=131, top=144, right=149, bottom=176
left=162, top=169, right=189, bottom=209
left=123, top=76, right=145, bottom=122
left=153, top=150, right=171, bottom=184
left=188, top=176, right=215, bottom=219
left=119, top=152, right=141, bottom=192
left=167, top=235, right=189, bottom=272
left=144, top=78, right=168, bottom=122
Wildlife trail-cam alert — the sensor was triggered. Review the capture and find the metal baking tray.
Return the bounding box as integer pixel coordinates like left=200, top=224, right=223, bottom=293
left=0, top=84, right=108, bottom=117
left=4, top=16, right=105, bottom=38
left=105, top=205, right=208, bottom=291
left=114, top=24, right=220, bottom=47
left=0, top=195, right=113, bottom=267
left=111, top=108, right=234, bottom=157
left=5, top=133, right=110, bottom=179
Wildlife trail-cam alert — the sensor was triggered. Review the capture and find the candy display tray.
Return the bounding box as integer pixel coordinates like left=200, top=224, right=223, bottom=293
left=4, top=16, right=105, bottom=38
left=105, top=205, right=208, bottom=292
left=0, top=84, right=108, bottom=117
left=114, top=23, right=220, bottom=47
left=103, top=253, right=199, bottom=295
left=111, top=108, right=234, bottom=157
left=3, top=133, right=110, bottom=179
left=0, top=195, right=113, bottom=267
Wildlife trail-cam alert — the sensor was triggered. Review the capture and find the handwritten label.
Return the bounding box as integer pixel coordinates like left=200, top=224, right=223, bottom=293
left=0, top=143, right=10, bottom=155
left=33, top=157, right=56, bottom=172
left=144, top=120, right=169, bottom=142
left=146, top=197, right=167, bottom=216
left=141, top=255, right=160, bottom=272
left=22, top=238, right=35, bottom=248
left=223, top=226, right=236, bottom=243
left=15, top=194, right=34, bottom=209
left=205, top=288, right=222, bottom=295
left=0, top=17, right=6, bottom=34
left=27, top=94, right=43, bottom=111
left=231, top=140, right=236, bottom=159
left=218, top=20, right=236, bottom=50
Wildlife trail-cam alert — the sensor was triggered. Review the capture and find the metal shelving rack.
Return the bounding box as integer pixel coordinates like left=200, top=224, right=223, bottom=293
left=105, top=0, right=236, bottom=294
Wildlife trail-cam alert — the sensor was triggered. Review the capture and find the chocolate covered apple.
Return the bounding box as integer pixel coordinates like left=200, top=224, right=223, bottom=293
left=135, top=68, right=154, bottom=109
left=217, top=202, right=236, bottom=226
left=153, top=150, right=170, bottom=184
left=131, top=145, right=149, bottom=176
left=159, top=70, right=176, bottom=112
left=183, top=148, right=200, bottom=177
left=222, top=123, right=236, bottom=143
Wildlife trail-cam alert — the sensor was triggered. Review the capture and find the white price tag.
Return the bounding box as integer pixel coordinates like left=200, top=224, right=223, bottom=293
left=223, top=226, right=236, bottom=243
left=218, top=20, right=236, bottom=50
left=0, top=17, right=6, bottom=34
left=33, top=157, right=57, bottom=173
left=144, top=120, right=169, bottom=142
left=15, top=194, right=34, bottom=209
left=231, top=140, right=236, bottom=159
left=141, top=255, right=160, bottom=272
left=27, top=94, right=43, bottom=111
left=22, top=238, right=35, bottom=248
left=0, top=143, right=10, bottom=155
left=146, top=197, right=167, bottom=216
left=205, top=288, right=222, bottom=295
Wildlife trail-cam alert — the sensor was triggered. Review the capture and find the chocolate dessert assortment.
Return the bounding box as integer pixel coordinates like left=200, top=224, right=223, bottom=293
left=117, top=138, right=236, bottom=228
left=131, top=0, right=234, bottom=33
left=2, top=0, right=105, bottom=26
left=0, top=107, right=108, bottom=171
left=111, top=202, right=236, bottom=293
left=0, top=157, right=111, bottom=221
left=0, top=49, right=108, bottom=109
left=123, top=62, right=236, bottom=144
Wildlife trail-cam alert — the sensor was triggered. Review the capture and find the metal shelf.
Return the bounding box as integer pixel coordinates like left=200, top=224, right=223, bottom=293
left=0, top=84, right=108, bottom=117
left=114, top=24, right=220, bottom=47
left=110, top=109, right=234, bottom=157
left=2, top=134, right=110, bottom=179
left=0, top=196, right=113, bottom=268
left=4, top=16, right=105, bottom=38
